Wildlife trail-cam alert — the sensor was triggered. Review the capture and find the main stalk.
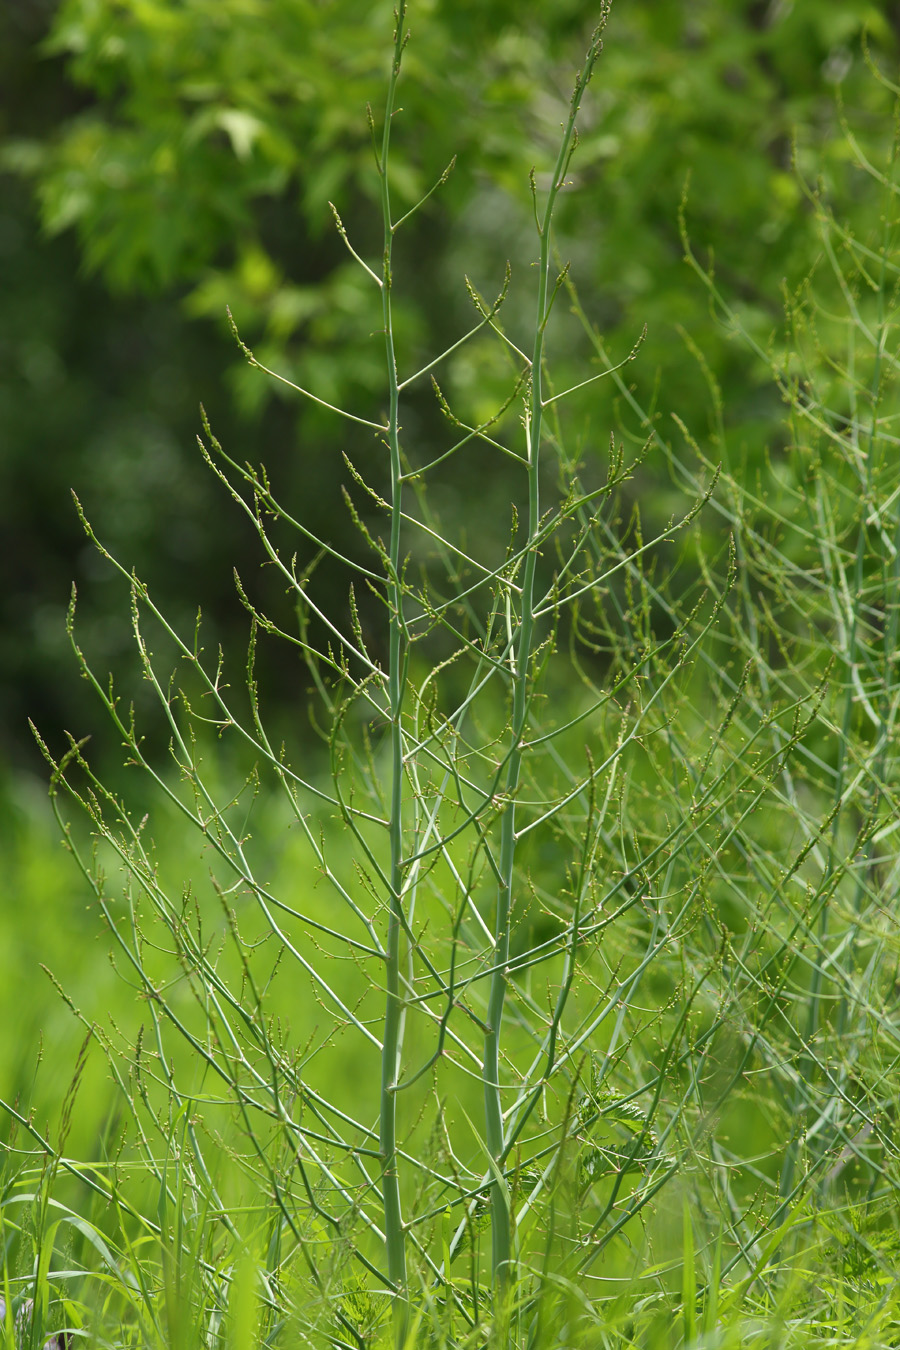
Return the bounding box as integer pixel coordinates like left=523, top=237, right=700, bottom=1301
left=481, top=14, right=608, bottom=1289
left=378, top=4, right=410, bottom=1339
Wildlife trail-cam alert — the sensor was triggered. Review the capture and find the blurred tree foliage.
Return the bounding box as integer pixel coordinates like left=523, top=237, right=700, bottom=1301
left=2, top=0, right=898, bottom=769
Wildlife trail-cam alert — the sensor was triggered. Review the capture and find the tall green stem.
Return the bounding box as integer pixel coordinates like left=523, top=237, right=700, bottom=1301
left=378, top=3, right=409, bottom=1336
left=482, top=14, right=608, bottom=1287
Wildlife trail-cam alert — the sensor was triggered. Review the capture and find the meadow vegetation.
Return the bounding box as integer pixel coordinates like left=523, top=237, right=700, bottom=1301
left=4, top=3, right=900, bottom=1347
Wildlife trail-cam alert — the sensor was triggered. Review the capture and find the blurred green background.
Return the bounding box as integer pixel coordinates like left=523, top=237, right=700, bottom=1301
left=2, top=0, right=898, bottom=1147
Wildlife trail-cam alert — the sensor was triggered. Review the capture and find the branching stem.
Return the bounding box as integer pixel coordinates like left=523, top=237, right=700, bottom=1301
left=481, top=12, right=608, bottom=1288
left=377, top=2, right=411, bottom=1336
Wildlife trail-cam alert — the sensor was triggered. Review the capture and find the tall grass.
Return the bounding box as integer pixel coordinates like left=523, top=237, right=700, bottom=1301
left=17, top=7, right=900, bottom=1348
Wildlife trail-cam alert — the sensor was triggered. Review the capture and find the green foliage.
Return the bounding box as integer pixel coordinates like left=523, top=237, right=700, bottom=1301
left=12, top=0, right=900, bottom=408
left=5, top=0, right=900, bottom=766
left=20, top=0, right=598, bottom=285
left=5, top=2, right=900, bottom=1348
